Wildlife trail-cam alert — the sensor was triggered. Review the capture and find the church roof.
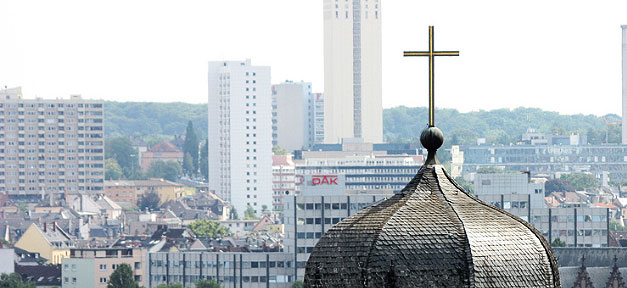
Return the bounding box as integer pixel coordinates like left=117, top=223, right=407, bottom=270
left=304, top=127, right=561, bottom=287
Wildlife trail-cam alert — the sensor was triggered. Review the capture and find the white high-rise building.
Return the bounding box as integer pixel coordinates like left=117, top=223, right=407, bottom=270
left=272, top=81, right=314, bottom=151
left=208, top=60, right=272, bottom=216
left=323, top=0, right=382, bottom=144
left=622, top=25, right=627, bottom=144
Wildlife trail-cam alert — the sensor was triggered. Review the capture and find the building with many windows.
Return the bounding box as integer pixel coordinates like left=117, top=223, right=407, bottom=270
left=147, top=251, right=293, bottom=288
left=271, top=81, right=319, bottom=151
left=323, top=0, right=382, bottom=143
left=208, top=60, right=273, bottom=216
left=296, top=151, right=423, bottom=195
left=457, top=144, right=627, bottom=181
left=472, top=173, right=610, bottom=247
left=62, top=248, right=146, bottom=288
left=0, top=87, right=104, bottom=202
left=272, top=155, right=296, bottom=212
left=283, top=193, right=389, bottom=282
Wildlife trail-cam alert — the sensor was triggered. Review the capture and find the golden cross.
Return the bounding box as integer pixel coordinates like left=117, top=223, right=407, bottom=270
left=404, top=26, right=459, bottom=127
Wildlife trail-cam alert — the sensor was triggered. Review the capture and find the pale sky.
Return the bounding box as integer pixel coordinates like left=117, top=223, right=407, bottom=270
left=0, top=0, right=625, bottom=116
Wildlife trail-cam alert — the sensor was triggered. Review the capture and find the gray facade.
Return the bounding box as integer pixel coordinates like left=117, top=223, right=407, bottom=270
left=459, top=144, right=627, bottom=181
left=0, top=87, right=104, bottom=201
left=283, top=194, right=389, bottom=282
left=147, top=252, right=293, bottom=288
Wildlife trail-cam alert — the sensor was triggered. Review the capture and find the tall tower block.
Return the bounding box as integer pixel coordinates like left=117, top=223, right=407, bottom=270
left=208, top=60, right=273, bottom=216
left=622, top=25, right=627, bottom=144
left=323, top=0, right=382, bottom=143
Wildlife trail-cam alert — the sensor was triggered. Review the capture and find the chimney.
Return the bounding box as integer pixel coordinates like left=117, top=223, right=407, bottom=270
left=53, top=222, right=56, bottom=232
left=43, top=222, right=47, bottom=233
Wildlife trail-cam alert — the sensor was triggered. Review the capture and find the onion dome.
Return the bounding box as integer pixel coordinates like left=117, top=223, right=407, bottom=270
left=304, top=126, right=561, bottom=287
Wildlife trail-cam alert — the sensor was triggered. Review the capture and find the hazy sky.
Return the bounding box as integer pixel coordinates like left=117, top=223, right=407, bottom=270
left=1, top=1, right=626, bottom=116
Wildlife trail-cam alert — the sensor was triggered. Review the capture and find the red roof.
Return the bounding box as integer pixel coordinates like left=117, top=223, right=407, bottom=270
left=149, top=141, right=181, bottom=153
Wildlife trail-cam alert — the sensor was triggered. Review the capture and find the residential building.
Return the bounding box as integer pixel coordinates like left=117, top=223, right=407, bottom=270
left=271, top=81, right=317, bottom=151
left=141, top=141, right=184, bottom=172
left=0, top=87, right=105, bottom=202
left=15, top=222, right=74, bottom=264
left=272, top=155, right=296, bottom=212
left=208, top=60, right=273, bottom=216
left=104, top=178, right=185, bottom=207
left=15, top=264, right=62, bottom=287
left=312, top=93, right=324, bottom=144
left=323, top=0, right=382, bottom=143
left=62, top=248, right=146, bottom=288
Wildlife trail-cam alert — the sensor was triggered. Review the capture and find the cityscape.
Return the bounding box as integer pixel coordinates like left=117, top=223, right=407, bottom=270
left=1, top=1, right=627, bottom=288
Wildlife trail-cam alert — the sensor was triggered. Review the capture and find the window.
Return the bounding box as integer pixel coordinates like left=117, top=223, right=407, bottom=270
left=100, top=264, right=107, bottom=270
left=100, top=277, right=107, bottom=283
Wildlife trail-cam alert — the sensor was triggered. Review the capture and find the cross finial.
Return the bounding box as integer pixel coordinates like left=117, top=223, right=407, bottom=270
left=404, top=26, right=459, bottom=127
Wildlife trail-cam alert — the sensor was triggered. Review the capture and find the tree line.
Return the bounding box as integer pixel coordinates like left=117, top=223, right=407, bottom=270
left=105, top=102, right=621, bottom=147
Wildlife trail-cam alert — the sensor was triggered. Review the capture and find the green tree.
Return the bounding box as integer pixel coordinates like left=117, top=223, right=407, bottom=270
left=244, top=205, right=258, bottom=220
left=183, top=121, right=199, bottom=176
left=138, top=191, right=161, bottom=211
left=187, top=219, right=230, bottom=237
left=183, top=153, right=194, bottom=177
left=105, top=137, right=139, bottom=178
left=195, top=279, right=221, bottom=288
left=545, top=179, right=576, bottom=194
left=550, top=238, right=566, bottom=248
left=272, top=145, right=288, bottom=155
left=610, top=221, right=627, bottom=231
left=199, top=139, right=209, bottom=181
left=105, top=158, right=123, bottom=180
left=107, top=264, right=139, bottom=288
left=230, top=208, right=239, bottom=220
left=0, top=238, right=10, bottom=246
left=0, top=273, right=35, bottom=288
left=560, top=174, right=598, bottom=191
left=291, top=280, right=304, bottom=288
left=147, top=160, right=181, bottom=182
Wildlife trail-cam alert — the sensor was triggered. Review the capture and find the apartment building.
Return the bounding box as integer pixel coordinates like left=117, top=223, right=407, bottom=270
left=62, top=248, right=146, bottom=288
left=104, top=178, right=185, bottom=207
left=0, top=87, right=104, bottom=202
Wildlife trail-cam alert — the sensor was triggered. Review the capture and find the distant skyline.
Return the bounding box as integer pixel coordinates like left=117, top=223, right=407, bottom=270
left=0, top=0, right=626, bottom=116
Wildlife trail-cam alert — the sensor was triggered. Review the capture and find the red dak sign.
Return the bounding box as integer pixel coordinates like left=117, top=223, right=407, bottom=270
left=311, top=175, right=338, bottom=185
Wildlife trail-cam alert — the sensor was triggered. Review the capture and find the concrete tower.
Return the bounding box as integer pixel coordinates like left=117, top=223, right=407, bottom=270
left=323, top=0, right=382, bottom=144
left=622, top=25, right=627, bottom=144
left=208, top=60, right=273, bottom=216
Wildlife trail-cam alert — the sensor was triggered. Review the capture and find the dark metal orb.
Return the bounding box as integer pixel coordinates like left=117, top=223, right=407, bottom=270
left=420, top=126, right=444, bottom=151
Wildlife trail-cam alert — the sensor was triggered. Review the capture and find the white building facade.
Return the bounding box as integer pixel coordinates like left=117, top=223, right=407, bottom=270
left=323, top=0, right=382, bottom=143
left=208, top=60, right=273, bottom=216
left=271, top=81, right=313, bottom=151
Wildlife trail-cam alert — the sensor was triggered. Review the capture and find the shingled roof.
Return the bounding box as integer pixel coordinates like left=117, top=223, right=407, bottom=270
left=304, top=127, right=561, bottom=287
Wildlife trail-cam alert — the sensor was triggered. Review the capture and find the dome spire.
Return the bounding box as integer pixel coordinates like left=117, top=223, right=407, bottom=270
left=404, top=26, right=459, bottom=165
